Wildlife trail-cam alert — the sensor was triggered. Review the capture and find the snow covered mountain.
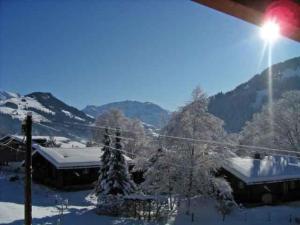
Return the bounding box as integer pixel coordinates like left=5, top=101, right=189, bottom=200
left=0, top=92, right=94, bottom=138
left=0, top=90, right=20, bottom=101
left=208, top=57, right=300, bottom=133
left=82, top=100, right=171, bottom=128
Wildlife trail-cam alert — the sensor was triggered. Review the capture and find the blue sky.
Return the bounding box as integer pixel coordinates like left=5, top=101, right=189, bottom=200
left=1, top=0, right=300, bottom=111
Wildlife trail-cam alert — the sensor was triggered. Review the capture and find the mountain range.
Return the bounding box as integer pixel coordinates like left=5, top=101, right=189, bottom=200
left=0, top=92, right=168, bottom=139
left=1, top=56, right=299, bottom=138
left=83, top=101, right=170, bottom=128
left=0, top=92, right=94, bottom=139
left=208, top=57, right=300, bottom=132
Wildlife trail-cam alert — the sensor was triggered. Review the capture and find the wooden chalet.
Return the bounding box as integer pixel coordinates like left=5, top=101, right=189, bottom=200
left=0, top=135, right=86, bottom=165
left=221, top=155, right=300, bottom=205
left=32, top=146, right=134, bottom=190
left=0, top=135, right=27, bottom=165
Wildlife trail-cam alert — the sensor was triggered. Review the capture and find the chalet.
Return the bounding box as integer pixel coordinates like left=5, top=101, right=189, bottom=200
left=0, top=135, right=85, bottom=165
left=32, top=146, right=134, bottom=190
left=221, top=155, right=300, bottom=205
left=0, top=135, right=27, bottom=164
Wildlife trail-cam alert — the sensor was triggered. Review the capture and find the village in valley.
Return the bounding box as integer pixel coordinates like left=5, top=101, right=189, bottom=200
left=1, top=0, right=300, bottom=225
left=1, top=85, right=300, bottom=225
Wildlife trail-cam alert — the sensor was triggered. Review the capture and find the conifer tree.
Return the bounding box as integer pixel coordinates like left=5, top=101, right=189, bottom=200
left=106, top=128, right=136, bottom=195
left=95, top=128, right=111, bottom=195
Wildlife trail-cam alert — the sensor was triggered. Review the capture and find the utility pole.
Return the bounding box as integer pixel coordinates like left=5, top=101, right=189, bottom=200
left=23, top=113, right=32, bottom=225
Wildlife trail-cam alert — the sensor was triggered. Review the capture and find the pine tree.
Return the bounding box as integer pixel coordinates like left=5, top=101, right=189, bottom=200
left=105, top=128, right=136, bottom=195
left=95, top=128, right=111, bottom=195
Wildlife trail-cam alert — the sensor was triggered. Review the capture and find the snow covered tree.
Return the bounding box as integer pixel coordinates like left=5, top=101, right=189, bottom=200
left=214, top=178, right=235, bottom=221
left=141, top=148, right=179, bottom=209
left=96, top=128, right=137, bottom=215
left=105, top=128, right=136, bottom=195
left=93, top=109, right=149, bottom=158
left=95, top=128, right=111, bottom=195
left=161, top=86, right=229, bottom=214
left=240, top=91, right=300, bottom=155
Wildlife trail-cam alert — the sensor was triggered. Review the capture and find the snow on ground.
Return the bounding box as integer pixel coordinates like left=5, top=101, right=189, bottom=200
left=0, top=172, right=155, bottom=225
left=0, top=171, right=299, bottom=225
left=173, top=197, right=300, bottom=225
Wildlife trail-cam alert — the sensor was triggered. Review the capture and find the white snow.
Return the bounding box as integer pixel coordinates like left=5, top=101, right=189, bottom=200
left=11, top=135, right=86, bottom=148
left=0, top=173, right=299, bottom=225
left=34, top=146, right=133, bottom=169
left=0, top=96, right=55, bottom=122
left=0, top=106, right=50, bottom=122
left=74, top=116, right=85, bottom=122
left=173, top=197, right=300, bottom=225
left=0, top=91, right=20, bottom=101
left=62, top=110, right=86, bottom=121
left=86, top=114, right=95, bottom=119
left=62, top=109, right=73, bottom=117
left=223, top=156, right=300, bottom=184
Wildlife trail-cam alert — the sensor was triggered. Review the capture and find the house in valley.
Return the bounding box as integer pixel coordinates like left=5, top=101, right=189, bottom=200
left=221, top=155, right=300, bottom=205
left=32, top=146, right=134, bottom=190
left=0, top=135, right=27, bottom=164
left=0, top=135, right=86, bottom=165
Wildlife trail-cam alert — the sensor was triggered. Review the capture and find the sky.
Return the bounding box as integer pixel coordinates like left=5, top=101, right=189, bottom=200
left=1, top=0, right=300, bottom=111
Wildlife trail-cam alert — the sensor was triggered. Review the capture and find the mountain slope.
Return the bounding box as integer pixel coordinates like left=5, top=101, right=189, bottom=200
left=208, top=57, right=300, bottom=133
left=83, top=100, right=170, bottom=128
left=0, top=91, right=20, bottom=101
left=0, top=92, right=94, bottom=139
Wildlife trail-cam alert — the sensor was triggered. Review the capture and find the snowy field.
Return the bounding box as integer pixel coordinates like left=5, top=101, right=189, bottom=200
left=0, top=172, right=300, bottom=225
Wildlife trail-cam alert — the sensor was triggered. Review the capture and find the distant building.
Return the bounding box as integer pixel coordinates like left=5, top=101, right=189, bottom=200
left=0, top=135, right=27, bottom=164
left=12, top=135, right=86, bottom=148
left=32, top=146, right=134, bottom=190
left=221, top=156, right=300, bottom=204
left=0, top=135, right=85, bottom=165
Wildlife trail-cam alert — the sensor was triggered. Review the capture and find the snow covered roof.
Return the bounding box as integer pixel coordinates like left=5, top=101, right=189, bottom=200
left=11, top=135, right=86, bottom=148
left=34, top=146, right=133, bottom=170
left=223, top=156, right=300, bottom=185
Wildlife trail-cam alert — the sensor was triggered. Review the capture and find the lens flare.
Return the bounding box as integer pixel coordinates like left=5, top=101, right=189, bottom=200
left=260, top=20, right=280, bottom=43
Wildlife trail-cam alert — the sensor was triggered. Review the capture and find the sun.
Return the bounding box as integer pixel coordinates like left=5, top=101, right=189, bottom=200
left=260, top=20, right=281, bottom=43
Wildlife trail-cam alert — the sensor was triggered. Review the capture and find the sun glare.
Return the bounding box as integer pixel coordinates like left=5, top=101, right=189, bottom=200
left=260, top=20, right=280, bottom=43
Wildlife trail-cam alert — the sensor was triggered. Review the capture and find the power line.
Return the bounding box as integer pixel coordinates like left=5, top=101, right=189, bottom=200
left=39, top=121, right=135, bottom=141
left=49, top=121, right=300, bottom=156
left=156, top=134, right=300, bottom=155
left=35, top=122, right=61, bottom=132
left=106, top=145, right=203, bottom=170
